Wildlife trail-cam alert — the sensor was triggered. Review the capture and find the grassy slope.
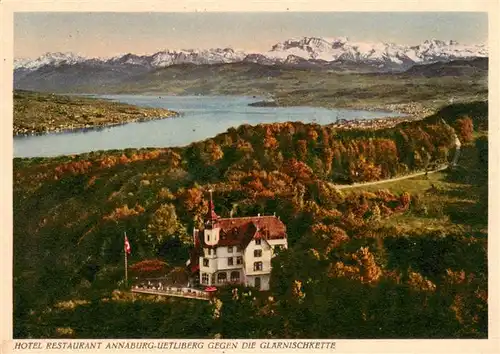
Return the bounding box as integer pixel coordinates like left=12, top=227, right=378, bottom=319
left=13, top=90, right=178, bottom=135
left=348, top=143, right=487, bottom=235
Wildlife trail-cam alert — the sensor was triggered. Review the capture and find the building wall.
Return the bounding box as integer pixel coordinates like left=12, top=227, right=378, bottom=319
left=246, top=274, right=271, bottom=291
left=199, top=254, right=217, bottom=285
left=243, top=239, right=272, bottom=276
left=199, top=245, right=246, bottom=286
left=215, top=246, right=244, bottom=270
left=199, top=256, right=217, bottom=273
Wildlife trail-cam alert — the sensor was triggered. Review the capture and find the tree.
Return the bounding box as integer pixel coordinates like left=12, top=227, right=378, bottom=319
left=147, top=204, right=185, bottom=251
left=328, top=247, right=382, bottom=284
left=353, top=247, right=382, bottom=284
left=350, top=156, right=382, bottom=182
left=455, top=117, right=474, bottom=143
left=283, top=159, right=313, bottom=182
left=296, top=140, right=308, bottom=161
left=317, top=181, right=345, bottom=209
left=321, top=147, right=334, bottom=176
left=181, top=187, right=203, bottom=212
left=311, top=223, right=349, bottom=255
left=263, top=131, right=279, bottom=150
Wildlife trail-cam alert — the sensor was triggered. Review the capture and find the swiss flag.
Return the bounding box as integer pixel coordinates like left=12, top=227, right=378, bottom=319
left=124, top=233, right=131, bottom=255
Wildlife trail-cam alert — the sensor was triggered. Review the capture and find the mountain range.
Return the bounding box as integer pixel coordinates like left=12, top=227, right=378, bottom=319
left=15, top=37, right=488, bottom=70
left=14, top=36, right=488, bottom=92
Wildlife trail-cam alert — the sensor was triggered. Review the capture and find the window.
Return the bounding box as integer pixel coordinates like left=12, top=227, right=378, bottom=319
left=207, top=234, right=210, bottom=242
left=255, top=239, right=261, bottom=245
left=230, top=271, right=240, bottom=282
left=254, top=261, right=263, bottom=271
left=208, top=249, right=211, bottom=255
left=202, top=273, right=209, bottom=284
left=203, top=258, right=209, bottom=267
left=236, top=246, right=242, bottom=252
left=228, top=246, right=233, bottom=253
left=254, top=249, right=262, bottom=257
left=236, top=256, right=243, bottom=265
left=228, top=257, right=234, bottom=266
left=217, top=272, right=227, bottom=284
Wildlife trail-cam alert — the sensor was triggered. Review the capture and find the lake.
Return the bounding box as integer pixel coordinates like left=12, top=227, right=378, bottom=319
left=14, top=95, right=403, bottom=158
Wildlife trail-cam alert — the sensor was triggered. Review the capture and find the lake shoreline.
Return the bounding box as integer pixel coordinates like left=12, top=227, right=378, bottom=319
left=14, top=113, right=182, bottom=138
left=13, top=94, right=413, bottom=158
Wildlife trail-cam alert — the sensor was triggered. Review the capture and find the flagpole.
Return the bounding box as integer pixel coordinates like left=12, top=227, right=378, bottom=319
left=124, top=231, right=128, bottom=287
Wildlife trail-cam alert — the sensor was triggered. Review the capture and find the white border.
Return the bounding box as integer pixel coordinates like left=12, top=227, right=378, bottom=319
left=1, top=1, right=499, bottom=353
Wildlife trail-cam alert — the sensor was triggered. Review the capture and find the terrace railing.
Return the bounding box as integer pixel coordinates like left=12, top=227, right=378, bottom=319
left=131, top=285, right=210, bottom=301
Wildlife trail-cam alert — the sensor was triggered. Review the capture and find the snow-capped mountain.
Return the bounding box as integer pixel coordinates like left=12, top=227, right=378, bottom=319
left=14, top=37, right=488, bottom=74
left=266, top=37, right=487, bottom=66
left=14, top=52, right=89, bottom=71
left=150, top=48, right=246, bottom=67
left=15, top=48, right=247, bottom=72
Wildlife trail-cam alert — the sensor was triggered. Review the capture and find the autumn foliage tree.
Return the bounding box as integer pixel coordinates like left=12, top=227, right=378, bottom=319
left=310, top=223, right=349, bottom=255
left=349, top=156, right=382, bottom=182
left=282, top=158, right=313, bottom=182
left=129, top=259, right=168, bottom=278
left=103, top=203, right=145, bottom=221
left=328, top=247, right=382, bottom=284
left=455, top=116, right=474, bottom=143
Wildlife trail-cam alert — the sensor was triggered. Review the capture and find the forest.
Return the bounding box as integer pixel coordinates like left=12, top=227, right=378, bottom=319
left=13, top=101, right=487, bottom=339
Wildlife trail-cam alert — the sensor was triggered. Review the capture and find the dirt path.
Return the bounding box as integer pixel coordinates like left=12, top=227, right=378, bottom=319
left=334, top=129, right=461, bottom=190
left=333, top=165, right=448, bottom=190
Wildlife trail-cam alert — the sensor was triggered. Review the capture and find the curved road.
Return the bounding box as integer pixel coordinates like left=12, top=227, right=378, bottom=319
left=333, top=130, right=461, bottom=190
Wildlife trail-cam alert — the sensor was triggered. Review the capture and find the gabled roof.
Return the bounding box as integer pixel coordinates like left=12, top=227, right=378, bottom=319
left=217, top=219, right=257, bottom=247
left=217, top=215, right=286, bottom=247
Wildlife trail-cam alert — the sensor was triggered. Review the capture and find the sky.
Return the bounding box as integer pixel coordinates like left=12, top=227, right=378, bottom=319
left=14, top=12, right=488, bottom=59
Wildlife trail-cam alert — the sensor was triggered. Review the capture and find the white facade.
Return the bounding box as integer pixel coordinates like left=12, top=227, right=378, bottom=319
left=198, top=230, right=287, bottom=291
